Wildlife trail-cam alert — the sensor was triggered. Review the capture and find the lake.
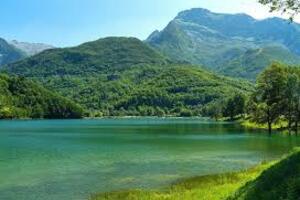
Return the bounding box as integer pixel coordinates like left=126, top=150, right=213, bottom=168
left=0, top=118, right=299, bottom=200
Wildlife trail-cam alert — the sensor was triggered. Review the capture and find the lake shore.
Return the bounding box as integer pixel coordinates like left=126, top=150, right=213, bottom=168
left=91, top=149, right=300, bottom=200
left=240, top=119, right=300, bottom=135
left=90, top=161, right=274, bottom=200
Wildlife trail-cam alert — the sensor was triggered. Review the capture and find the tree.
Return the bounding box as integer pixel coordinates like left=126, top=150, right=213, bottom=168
left=292, top=68, right=300, bottom=134
left=253, top=63, right=288, bottom=134
left=204, top=101, right=224, bottom=121
left=223, top=94, right=246, bottom=121
left=259, top=0, right=300, bottom=21
left=284, top=72, right=298, bottom=134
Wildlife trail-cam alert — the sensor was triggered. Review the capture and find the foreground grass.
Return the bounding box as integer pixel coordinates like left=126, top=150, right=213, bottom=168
left=230, top=148, right=300, bottom=200
left=90, top=162, right=274, bottom=200
left=91, top=150, right=300, bottom=200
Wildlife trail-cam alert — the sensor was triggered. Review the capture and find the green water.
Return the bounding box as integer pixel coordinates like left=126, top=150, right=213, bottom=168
left=0, top=118, right=299, bottom=200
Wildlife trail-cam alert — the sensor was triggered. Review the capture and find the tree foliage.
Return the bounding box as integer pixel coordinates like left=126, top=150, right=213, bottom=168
left=223, top=94, right=246, bottom=120
left=248, top=62, right=300, bottom=134
left=259, top=0, right=300, bottom=20
left=35, top=65, right=252, bottom=118
left=0, top=74, right=84, bottom=119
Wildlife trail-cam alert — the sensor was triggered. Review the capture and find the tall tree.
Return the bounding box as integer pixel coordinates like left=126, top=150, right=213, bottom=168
left=253, top=63, right=288, bottom=134
left=292, top=68, right=300, bottom=134
left=284, top=72, right=298, bottom=134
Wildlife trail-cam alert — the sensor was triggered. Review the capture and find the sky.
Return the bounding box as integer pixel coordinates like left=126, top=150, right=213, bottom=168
left=0, top=0, right=297, bottom=47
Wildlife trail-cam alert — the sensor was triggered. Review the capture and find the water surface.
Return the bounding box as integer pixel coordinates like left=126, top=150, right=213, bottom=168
left=0, top=118, right=299, bottom=200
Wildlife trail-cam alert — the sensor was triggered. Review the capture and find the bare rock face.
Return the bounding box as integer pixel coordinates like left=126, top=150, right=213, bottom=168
left=9, top=40, right=55, bottom=56
left=0, top=38, right=24, bottom=66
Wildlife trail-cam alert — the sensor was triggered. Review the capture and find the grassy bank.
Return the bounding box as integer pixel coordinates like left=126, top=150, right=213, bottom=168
left=240, top=119, right=289, bottom=133
left=90, top=163, right=274, bottom=200
left=90, top=150, right=300, bottom=200
left=230, top=148, right=300, bottom=200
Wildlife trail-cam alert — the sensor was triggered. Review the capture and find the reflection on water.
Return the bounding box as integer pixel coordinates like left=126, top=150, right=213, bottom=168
left=0, top=118, right=299, bottom=200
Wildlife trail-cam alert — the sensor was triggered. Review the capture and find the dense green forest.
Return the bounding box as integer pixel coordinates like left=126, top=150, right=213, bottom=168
left=0, top=73, right=84, bottom=119
left=3, top=37, right=253, bottom=117
left=36, top=65, right=252, bottom=117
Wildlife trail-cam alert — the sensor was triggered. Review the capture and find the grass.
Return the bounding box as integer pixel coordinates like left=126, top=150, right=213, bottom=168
left=90, top=162, right=274, bottom=200
left=91, top=150, right=300, bottom=200
left=241, top=119, right=288, bottom=132
left=230, top=148, right=300, bottom=200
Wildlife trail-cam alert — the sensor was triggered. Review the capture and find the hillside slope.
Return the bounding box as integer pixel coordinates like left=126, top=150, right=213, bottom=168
left=35, top=64, right=252, bottom=117
left=231, top=150, right=300, bottom=200
left=0, top=74, right=84, bottom=119
left=219, top=45, right=300, bottom=80
left=147, top=8, right=300, bottom=80
left=2, top=37, right=252, bottom=117
left=4, top=37, right=170, bottom=77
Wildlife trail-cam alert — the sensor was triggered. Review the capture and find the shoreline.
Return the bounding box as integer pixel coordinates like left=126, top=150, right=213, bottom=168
left=90, top=160, right=276, bottom=200
left=0, top=116, right=218, bottom=122
left=91, top=149, right=300, bottom=200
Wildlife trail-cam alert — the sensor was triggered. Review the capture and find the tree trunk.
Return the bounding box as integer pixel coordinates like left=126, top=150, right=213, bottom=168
left=296, top=120, right=298, bottom=136
left=268, top=121, right=272, bottom=135
left=288, top=118, right=292, bottom=135
left=267, top=109, right=272, bottom=135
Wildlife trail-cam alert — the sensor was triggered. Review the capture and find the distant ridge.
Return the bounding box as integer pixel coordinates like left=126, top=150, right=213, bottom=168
left=147, top=8, right=300, bottom=80
left=0, top=38, right=25, bottom=66
left=9, top=40, right=55, bottom=56
left=4, top=37, right=170, bottom=76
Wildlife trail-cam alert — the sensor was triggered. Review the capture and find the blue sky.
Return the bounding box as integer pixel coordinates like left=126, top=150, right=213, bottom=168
left=0, top=0, right=291, bottom=47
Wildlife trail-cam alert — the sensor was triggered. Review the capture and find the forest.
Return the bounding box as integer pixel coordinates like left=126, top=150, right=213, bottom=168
left=0, top=73, right=84, bottom=119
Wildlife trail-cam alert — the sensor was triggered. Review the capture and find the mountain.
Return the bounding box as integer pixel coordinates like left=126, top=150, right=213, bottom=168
left=9, top=40, right=54, bottom=56
left=220, top=45, right=300, bottom=80
left=0, top=73, right=84, bottom=119
left=147, top=8, right=300, bottom=80
left=0, top=38, right=54, bottom=66
left=5, top=37, right=170, bottom=77
left=0, top=38, right=25, bottom=66
left=2, top=37, right=252, bottom=117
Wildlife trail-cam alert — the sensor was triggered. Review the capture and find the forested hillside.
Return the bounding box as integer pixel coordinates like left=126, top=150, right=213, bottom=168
left=33, top=65, right=252, bottom=117
left=0, top=74, right=84, bottom=119
left=5, top=37, right=170, bottom=77
left=3, top=37, right=253, bottom=117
